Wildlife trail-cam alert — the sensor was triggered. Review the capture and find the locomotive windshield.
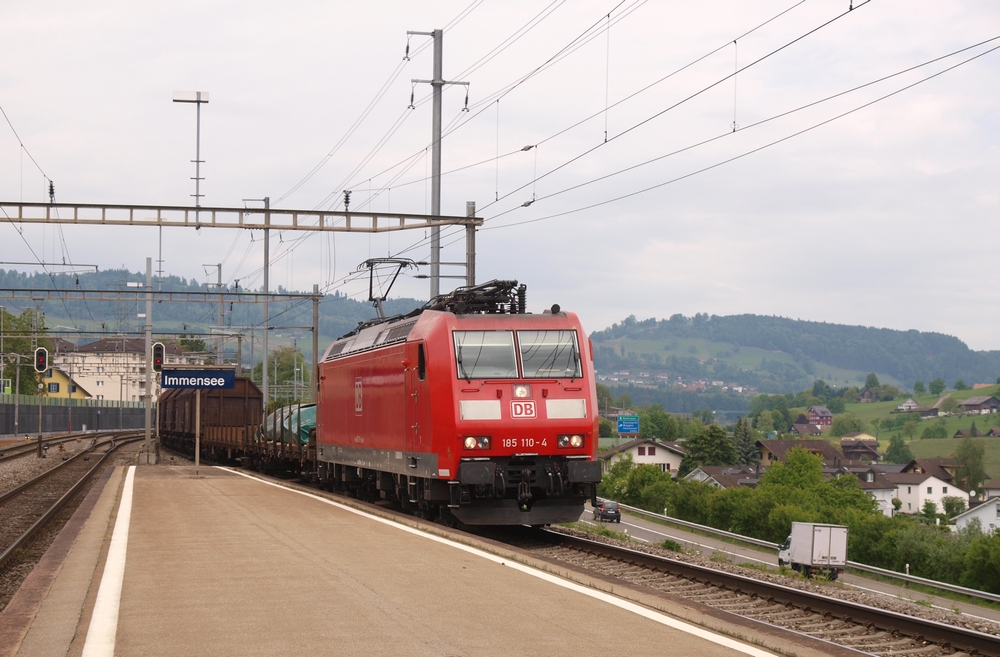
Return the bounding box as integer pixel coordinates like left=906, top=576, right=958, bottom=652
left=518, top=330, right=582, bottom=379
left=453, top=331, right=518, bottom=379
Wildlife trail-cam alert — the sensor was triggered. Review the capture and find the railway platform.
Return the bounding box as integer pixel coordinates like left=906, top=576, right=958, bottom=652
left=0, top=466, right=851, bottom=657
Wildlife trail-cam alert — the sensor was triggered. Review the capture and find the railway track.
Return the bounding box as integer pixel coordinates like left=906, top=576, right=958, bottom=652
left=487, top=526, right=1000, bottom=657
left=0, top=433, right=98, bottom=463
left=0, top=433, right=143, bottom=572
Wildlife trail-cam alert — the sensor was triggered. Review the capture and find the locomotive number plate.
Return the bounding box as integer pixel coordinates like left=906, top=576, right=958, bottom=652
left=511, top=400, right=536, bottom=418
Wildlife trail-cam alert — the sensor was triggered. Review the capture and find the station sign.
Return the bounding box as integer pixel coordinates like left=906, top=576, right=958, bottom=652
left=161, top=369, right=235, bottom=389
left=617, top=414, right=640, bottom=435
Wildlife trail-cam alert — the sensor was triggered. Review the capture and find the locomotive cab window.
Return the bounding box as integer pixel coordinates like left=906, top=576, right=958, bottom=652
left=517, top=330, right=582, bottom=379
left=453, top=331, right=517, bottom=379
left=418, top=343, right=426, bottom=381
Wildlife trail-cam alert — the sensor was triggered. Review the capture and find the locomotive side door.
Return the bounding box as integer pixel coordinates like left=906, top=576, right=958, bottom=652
left=404, top=341, right=428, bottom=471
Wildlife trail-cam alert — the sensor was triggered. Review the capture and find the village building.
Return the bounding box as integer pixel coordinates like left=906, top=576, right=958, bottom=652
left=840, top=433, right=881, bottom=462
left=982, top=476, right=1000, bottom=499
left=756, top=439, right=845, bottom=467
left=597, top=438, right=685, bottom=474
left=952, top=498, right=999, bottom=532
left=896, top=397, right=920, bottom=412
left=885, top=472, right=967, bottom=514
left=959, top=396, right=1000, bottom=414
left=685, top=465, right=761, bottom=489
left=41, top=367, right=92, bottom=400
left=806, top=406, right=833, bottom=426
left=856, top=388, right=880, bottom=403
left=52, top=337, right=208, bottom=403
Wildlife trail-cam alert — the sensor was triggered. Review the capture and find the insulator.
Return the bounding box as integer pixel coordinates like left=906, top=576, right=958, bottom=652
left=517, top=284, right=526, bottom=315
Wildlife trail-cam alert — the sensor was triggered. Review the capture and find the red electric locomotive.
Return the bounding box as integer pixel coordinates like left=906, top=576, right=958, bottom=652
left=315, top=280, right=601, bottom=525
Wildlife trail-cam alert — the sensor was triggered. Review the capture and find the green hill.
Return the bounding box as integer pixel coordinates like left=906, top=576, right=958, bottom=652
left=592, top=314, right=1000, bottom=394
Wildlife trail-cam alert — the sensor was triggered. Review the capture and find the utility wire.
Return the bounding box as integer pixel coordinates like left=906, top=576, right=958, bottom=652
left=480, top=41, right=1000, bottom=231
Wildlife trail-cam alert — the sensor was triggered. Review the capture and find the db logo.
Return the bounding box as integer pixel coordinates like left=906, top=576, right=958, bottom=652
left=511, top=400, right=536, bottom=418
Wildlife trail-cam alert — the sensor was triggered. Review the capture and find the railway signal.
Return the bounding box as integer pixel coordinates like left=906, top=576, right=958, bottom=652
left=33, top=347, right=48, bottom=373
left=152, top=342, right=164, bottom=372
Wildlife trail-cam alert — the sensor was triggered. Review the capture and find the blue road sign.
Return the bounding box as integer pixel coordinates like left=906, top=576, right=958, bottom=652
left=161, top=369, right=235, bottom=389
left=617, top=414, right=640, bottom=435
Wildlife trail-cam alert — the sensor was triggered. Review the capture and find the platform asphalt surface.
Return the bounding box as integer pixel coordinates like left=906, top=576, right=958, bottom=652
left=583, top=504, right=1000, bottom=625
left=0, top=465, right=864, bottom=657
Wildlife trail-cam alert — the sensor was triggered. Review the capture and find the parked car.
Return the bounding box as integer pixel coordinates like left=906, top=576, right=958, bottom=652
left=593, top=501, right=621, bottom=523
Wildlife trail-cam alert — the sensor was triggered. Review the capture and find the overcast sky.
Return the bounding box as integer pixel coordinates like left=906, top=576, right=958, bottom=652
left=1, top=1, right=998, bottom=348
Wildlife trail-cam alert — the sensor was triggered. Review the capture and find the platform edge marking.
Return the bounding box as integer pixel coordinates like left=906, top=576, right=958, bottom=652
left=219, top=467, right=776, bottom=657
left=80, top=465, right=136, bottom=657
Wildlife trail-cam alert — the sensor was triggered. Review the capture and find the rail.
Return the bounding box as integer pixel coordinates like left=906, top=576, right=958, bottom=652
left=540, top=528, right=1000, bottom=657
left=0, top=436, right=142, bottom=571
left=600, top=497, right=1000, bottom=605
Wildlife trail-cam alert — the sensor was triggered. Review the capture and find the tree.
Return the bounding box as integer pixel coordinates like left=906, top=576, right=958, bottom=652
left=812, top=380, right=831, bottom=399
left=881, top=385, right=899, bottom=401
left=970, top=420, right=980, bottom=437
left=598, top=417, right=614, bottom=438
left=756, top=410, right=775, bottom=435
left=920, top=420, right=948, bottom=440
left=827, top=397, right=846, bottom=413
left=829, top=413, right=864, bottom=437
left=929, top=378, right=946, bottom=395
left=884, top=435, right=913, bottom=464
left=0, top=308, right=52, bottom=395
left=865, top=372, right=881, bottom=389
left=870, top=418, right=884, bottom=439
left=914, top=381, right=926, bottom=394
left=733, top=417, right=759, bottom=466
left=679, top=425, right=737, bottom=476
left=940, top=396, right=960, bottom=415
left=942, top=496, right=967, bottom=517
left=596, top=383, right=613, bottom=413
left=922, top=500, right=939, bottom=519
left=955, top=379, right=970, bottom=391
left=955, top=437, right=987, bottom=495
left=901, top=421, right=918, bottom=440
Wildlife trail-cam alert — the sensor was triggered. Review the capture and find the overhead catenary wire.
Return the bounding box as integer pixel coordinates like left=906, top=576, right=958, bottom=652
left=389, top=35, right=1000, bottom=262
left=478, top=40, right=1000, bottom=232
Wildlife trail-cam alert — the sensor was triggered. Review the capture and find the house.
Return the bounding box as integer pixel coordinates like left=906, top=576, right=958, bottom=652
left=987, top=428, right=1000, bottom=437
left=833, top=465, right=896, bottom=516
left=54, top=338, right=208, bottom=403
left=807, top=406, right=833, bottom=426
left=902, top=458, right=957, bottom=483
left=789, top=423, right=823, bottom=436
left=915, top=407, right=939, bottom=419
left=981, top=477, right=1000, bottom=500
left=597, top=438, right=685, bottom=474
left=757, top=439, right=845, bottom=467
left=896, top=397, right=920, bottom=412
left=885, top=472, right=967, bottom=514
left=41, top=367, right=92, bottom=400
left=685, top=465, right=762, bottom=489
left=840, top=434, right=881, bottom=462
left=856, top=388, right=880, bottom=403
left=959, top=396, right=1000, bottom=414
left=952, top=497, right=998, bottom=532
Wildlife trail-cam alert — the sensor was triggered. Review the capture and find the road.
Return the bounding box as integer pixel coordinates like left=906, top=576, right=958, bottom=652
left=582, top=505, right=1000, bottom=625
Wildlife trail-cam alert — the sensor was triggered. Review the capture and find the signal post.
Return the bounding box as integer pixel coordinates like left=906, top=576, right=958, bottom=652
left=34, top=346, right=48, bottom=457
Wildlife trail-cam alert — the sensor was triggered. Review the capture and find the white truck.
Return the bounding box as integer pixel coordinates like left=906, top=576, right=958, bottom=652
left=777, top=522, right=848, bottom=580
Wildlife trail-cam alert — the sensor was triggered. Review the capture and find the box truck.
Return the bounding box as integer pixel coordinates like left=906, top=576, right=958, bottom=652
left=777, top=522, right=848, bottom=580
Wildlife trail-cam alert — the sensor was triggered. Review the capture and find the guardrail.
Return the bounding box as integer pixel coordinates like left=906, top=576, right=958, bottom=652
left=599, top=497, right=1000, bottom=605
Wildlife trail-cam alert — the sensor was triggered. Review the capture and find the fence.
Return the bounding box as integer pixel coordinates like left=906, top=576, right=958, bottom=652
left=0, top=394, right=152, bottom=434
left=601, top=497, right=1000, bottom=605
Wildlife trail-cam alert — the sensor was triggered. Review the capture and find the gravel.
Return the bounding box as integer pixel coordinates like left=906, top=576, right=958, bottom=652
left=0, top=441, right=143, bottom=612
left=0, top=437, right=94, bottom=496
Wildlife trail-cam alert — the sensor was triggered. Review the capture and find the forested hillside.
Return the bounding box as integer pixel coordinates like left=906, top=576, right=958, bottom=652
left=0, top=268, right=422, bottom=341
left=592, top=313, right=1000, bottom=391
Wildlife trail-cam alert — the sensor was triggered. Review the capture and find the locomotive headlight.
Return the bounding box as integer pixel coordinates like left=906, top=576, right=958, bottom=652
left=463, top=436, right=491, bottom=450
left=557, top=434, right=584, bottom=449
left=513, top=384, right=531, bottom=398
